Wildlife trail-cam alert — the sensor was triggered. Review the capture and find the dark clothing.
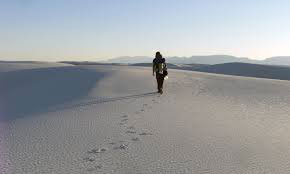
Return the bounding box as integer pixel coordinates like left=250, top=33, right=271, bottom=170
left=153, top=58, right=167, bottom=93
left=156, top=72, right=165, bottom=92
left=153, top=58, right=166, bottom=66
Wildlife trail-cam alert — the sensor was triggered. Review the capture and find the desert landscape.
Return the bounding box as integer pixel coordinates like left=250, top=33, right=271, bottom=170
left=1, top=62, right=290, bottom=173
left=2, top=0, right=290, bottom=173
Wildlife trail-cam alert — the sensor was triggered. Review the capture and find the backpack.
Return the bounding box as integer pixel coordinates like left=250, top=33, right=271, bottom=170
left=157, top=63, right=165, bottom=73
left=154, top=58, right=167, bottom=75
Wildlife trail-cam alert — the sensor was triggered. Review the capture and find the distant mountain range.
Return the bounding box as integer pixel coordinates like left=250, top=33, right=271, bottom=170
left=103, top=55, right=290, bottom=66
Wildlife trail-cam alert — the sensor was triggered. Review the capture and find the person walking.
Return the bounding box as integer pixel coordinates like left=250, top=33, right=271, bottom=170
left=153, top=52, right=168, bottom=94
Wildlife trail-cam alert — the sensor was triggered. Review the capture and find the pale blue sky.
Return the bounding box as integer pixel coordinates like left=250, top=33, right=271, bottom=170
left=1, top=0, right=290, bottom=61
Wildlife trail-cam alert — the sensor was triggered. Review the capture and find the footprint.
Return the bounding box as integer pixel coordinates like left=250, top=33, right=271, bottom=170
left=126, top=130, right=136, bottom=134
left=127, top=126, right=135, bottom=129
left=139, top=132, right=153, bottom=136
left=121, top=118, right=129, bottom=122
left=86, top=165, right=102, bottom=172
left=109, top=142, right=116, bottom=145
left=131, top=137, right=140, bottom=142
left=88, top=148, right=107, bottom=154
left=119, top=122, right=126, bottom=126
left=122, top=115, right=128, bottom=118
left=113, top=144, right=128, bottom=150
left=119, top=144, right=128, bottom=149
left=83, top=157, right=95, bottom=162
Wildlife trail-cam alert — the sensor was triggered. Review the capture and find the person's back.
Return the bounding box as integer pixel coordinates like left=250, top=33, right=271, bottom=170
left=153, top=52, right=167, bottom=94
left=153, top=57, right=165, bottom=73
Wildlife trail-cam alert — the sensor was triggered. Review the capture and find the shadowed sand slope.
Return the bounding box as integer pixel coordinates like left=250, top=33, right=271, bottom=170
left=0, top=61, right=72, bottom=72
left=0, top=65, right=110, bottom=120
left=2, top=64, right=290, bottom=173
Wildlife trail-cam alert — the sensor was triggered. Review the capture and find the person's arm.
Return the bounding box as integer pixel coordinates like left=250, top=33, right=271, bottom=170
left=163, top=58, right=167, bottom=71
left=152, top=62, right=155, bottom=76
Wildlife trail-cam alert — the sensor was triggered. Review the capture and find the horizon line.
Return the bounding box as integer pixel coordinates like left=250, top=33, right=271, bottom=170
left=1, top=54, right=290, bottom=62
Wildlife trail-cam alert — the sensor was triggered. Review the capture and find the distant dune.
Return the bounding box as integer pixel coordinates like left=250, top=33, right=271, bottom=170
left=61, top=61, right=290, bottom=81
left=0, top=61, right=71, bottom=72
left=130, top=62, right=290, bottom=81
left=59, top=61, right=125, bottom=66
left=195, top=62, right=290, bottom=81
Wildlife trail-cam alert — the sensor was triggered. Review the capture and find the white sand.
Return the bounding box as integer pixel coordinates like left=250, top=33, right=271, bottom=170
left=1, top=63, right=290, bottom=173
left=0, top=62, right=72, bottom=72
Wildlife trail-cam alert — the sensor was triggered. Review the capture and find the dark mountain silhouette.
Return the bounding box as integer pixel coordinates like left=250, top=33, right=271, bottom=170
left=195, top=62, right=290, bottom=81
left=131, top=62, right=290, bottom=81
left=131, top=63, right=208, bottom=71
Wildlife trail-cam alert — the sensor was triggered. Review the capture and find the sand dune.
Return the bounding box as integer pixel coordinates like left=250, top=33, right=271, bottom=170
left=131, top=62, right=290, bottom=81
left=64, top=62, right=290, bottom=81
left=1, top=63, right=290, bottom=173
left=0, top=65, right=110, bottom=120
left=0, top=61, right=72, bottom=72
left=196, top=62, right=290, bottom=81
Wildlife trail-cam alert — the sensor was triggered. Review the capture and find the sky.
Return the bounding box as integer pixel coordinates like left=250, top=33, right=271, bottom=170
left=0, top=0, right=290, bottom=61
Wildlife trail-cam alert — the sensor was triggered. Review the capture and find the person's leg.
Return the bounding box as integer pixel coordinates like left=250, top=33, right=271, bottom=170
left=156, top=73, right=162, bottom=92
left=156, top=77, right=160, bottom=92
left=159, top=74, right=165, bottom=93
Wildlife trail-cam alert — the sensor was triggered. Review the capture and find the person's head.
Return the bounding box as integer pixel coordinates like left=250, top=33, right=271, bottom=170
left=155, top=52, right=162, bottom=59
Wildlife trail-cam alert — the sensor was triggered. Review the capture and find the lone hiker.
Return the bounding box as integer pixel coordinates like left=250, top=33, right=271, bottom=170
left=153, top=52, right=168, bottom=94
